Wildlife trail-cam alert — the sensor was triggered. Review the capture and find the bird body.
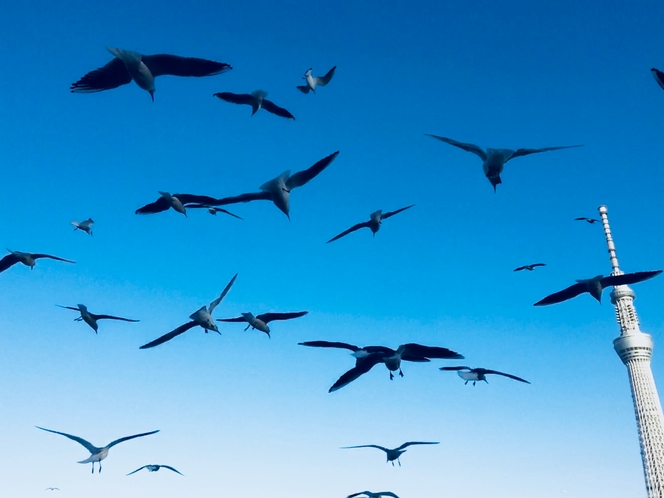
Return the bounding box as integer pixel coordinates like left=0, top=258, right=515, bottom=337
left=347, top=492, right=399, bottom=498
left=327, top=205, right=414, bottom=243
left=0, top=250, right=75, bottom=274
left=36, top=426, right=159, bottom=474
left=214, top=90, right=295, bottom=119
left=71, top=48, right=231, bottom=101
left=342, top=441, right=439, bottom=466
left=217, top=311, right=308, bottom=337
left=297, top=66, right=336, bottom=93
left=57, top=304, right=139, bottom=333
left=71, top=218, right=94, bottom=235
left=440, top=366, right=530, bottom=385
left=140, top=274, right=237, bottom=349
left=127, top=464, right=183, bottom=476
left=534, top=270, right=662, bottom=306
left=427, top=134, right=582, bottom=191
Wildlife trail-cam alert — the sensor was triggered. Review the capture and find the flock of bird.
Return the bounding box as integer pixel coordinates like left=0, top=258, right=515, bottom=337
left=7, top=46, right=663, bottom=496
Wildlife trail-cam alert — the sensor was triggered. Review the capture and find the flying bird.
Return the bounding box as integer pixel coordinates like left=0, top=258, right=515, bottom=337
left=57, top=304, right=139, bottom=333
left=217, top=311, right=308, bottom=337
left=534, top=270, right=662, bottom=306
left=299, top=341, right=463, bottom=392
left=652, top=68, right=664, bottom=91
left=426, top=134, right=582, bottom=192
left=327, top=205, right=415, bottom=243
left=514, top=263, right=546, bottom=272
left=45, top=488, right=60, bottom=491
left=194, top=151, right=339, bottom=219
left=135, top=192, right=239, bottom=218
left=440, top=366, right=530, bottom=386
left=127, top=464, right=183, bottom=476
left=347, top=492, right=399, bottom=498
left=36, top=426, right=159, bottom=474
left=296, top=66, right=336, bottom=94
left=0, top=250, right=75, bottom=274
left=574, top=217, right=600, bottom=224
left=342, top=442, right=439, bottom=466
left=140, top=274, right=237, bottom=349
left=71, top=218, right=94, bottom=235
left=185, top=205, right=243, bottom=219
left=71, top=47, right=231, bottom=101
left=214, top=90, right=295, bottom=119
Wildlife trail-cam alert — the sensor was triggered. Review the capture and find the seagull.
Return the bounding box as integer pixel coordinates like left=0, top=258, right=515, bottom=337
left=71, top=47, right=232, bottom=101
left=57, top=304, right=139, bottom=333
left=185, top=205, right=243, bottom=219
left=45, top=488, right=60, bottom=491
left=217, top=311, right=308, bottom=337
left=347, top=492, right=399, bottom=498
left=140, top=273, right=237, bottom=349
left=327, top=205, right=415, bottom=243
left=71, top=218, right=94, bottom=235
left=574, top=217, right=600, bottom=224
left=426, top=134, right=582, bottom=192
left=0, top=249, right=75, bottom=274
left=299, top=341, right=463, bottom=392
left=534, top=270, right=662, bottom=306
left=514, top=263, right=546, bottom=272
left=36, top=426, right=159, bottom=474
left=440, top=366, right=530, bottom=386
left=135, top=192, right=240, bottom=218
left=127, top=464, right=183, bottom=476
left=296, top=66, right=336, bottom=94
left=195, top=151, right=339, bottom=219
left=214, top=90, right=295, bottom=119
left=652, top=68, right=664, bottom=90
left=342, top=442, right=439, bottom=466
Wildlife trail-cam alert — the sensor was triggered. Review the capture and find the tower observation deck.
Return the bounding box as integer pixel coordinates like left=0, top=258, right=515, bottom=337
left=598, top=205, right=664, bottom=497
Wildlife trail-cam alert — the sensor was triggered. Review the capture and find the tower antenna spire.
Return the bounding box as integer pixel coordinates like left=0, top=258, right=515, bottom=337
left=597, top=205, right=664, bottom=497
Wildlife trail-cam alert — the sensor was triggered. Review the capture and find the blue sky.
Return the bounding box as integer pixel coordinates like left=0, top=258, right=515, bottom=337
left=1, top=0, right=663, bottom=496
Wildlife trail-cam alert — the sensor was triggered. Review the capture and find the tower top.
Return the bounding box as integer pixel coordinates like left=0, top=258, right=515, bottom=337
left=598, top=205, right=622, bottom=276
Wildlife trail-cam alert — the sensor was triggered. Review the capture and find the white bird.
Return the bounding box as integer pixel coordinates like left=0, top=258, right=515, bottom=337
left=342, top=441, right=439, bottom=466
left=195, top=151, right=339, bottom=219
left=0, top=249, right=75, bottom=274
left=426, top=134, right=582, bottom=192
left=327, top=205, right=414, bottom=243
left=36, top=426, right=159, bottom=474
left=214, top=90, right=295, bottom=119
left=347, top=492, right=399, bottom=498
left=217, top=311, right=308, bottom=337
left=71, top=218, right=94, bottom=235
left=440, top=366, right=530, bottom=386
left=57, top=304, right=139, bottom=333
left=71, top=47, right=232, bottom=101
left=140, top=274, right=237, bottom=349
left=126, top=464, right=183, bottom=476
left=296, top=66, right=336, bottom=94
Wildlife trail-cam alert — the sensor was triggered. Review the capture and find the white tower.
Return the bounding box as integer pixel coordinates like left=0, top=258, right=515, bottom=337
left=599, top=205, right=664, bottom=497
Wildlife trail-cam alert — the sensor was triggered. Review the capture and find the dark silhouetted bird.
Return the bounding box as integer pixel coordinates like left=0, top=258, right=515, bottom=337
left=327, top=205, right=414, bottom=243
left=514, top=263, right=546, bottom=272
left=342, top=441, right=439, bottom=466
left=440, top=366, right=530, bottom=386
left=0, top=250, right=75, bottom=274
left=126, top=464, right=183, bottom=476
left=217, top=311, right=308, bottom=337
left=57, top=304, right=139, bottom=333
left=214, top=90, right=295, bottom=119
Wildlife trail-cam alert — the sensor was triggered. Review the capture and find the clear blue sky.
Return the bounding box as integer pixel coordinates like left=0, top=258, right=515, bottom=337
left=1, top=0, right=663, bottom=496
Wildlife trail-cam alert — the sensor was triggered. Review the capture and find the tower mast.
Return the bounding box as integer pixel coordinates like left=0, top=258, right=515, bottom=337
left=598, top=205, right=664, bottom=497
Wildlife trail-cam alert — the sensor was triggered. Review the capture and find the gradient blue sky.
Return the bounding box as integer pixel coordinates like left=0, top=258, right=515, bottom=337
left=1, top=0, right=663, bottom=496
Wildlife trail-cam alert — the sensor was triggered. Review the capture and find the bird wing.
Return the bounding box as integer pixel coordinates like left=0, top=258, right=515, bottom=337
left=378, top=493, right=399, bottom=498
left=439, top=366, right=471, bottom=371
left=216, top=316, right=246, bottom=323
left=400, top=343, right=464, bottom=360
left=126, top=465, right=148, bottom=476
left=70, top=57, right=132, bottom=93
left=298, top=340, right=359, bottom=352
left=574, top=217, right=589, bottom=221
left=514, top=266, right=528, bottom=272
left=91, top=314, right=139, bottom=322
left=317, top=66, right=336, bottom=85
left=213, top=92, right=255, bottom=106
left=329, top=354, right=385, bottom=392
left=481, top=369, right=530, bottom=383
left=261, top=99, right=296, bottom=119
left=135, top=197, right=171, bottom=215
left=506, top=145, right=583, bottom=161
left=426, top=135, right=487, bottom=161
left=0, top=253, right=19, bottom=273
left=531, top=263, right=546, bottom=268
left=209, top=207, right=243, bottom=219
left=209, top=273, right=238, bottom=313
left=57, top=305, right=81, bottom=312
left=397, top=441, right=439, bottom=450
left=652, top=68, right=664, bottom=90
left=327, top=221, right=372, bottom=243
left=174, top=194, right=221, bottom=205
left=601, top=270, right=662, bottom=288
left=36, top=426, right=100, bottom=454
left=380, top=204, right=415, bottom=220
left=143, top=54, right=231, bottom=77
left=204, top=191, right=273, bottom=207
left=105, top=430, right=160, bottom=450
left=257, top=311, right=308, bottom=323
left=296, top=85, right=311, bottom=93
left=161, top=465, right=184, bottom=475
left=534, top=282, right=588, bottom=306
left=285, top=151, right=340, bottom=190
left=342, top=444, right=390, bottom=453
left=139, top=321, right=198, bottom=349
left=33, top=254, right=76, bottom=264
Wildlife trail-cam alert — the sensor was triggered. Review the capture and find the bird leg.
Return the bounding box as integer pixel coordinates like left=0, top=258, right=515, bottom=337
left=473, top=381, right=477, bottom=387
left=99, top=461, right=102, bottom=473
left=389, top=372, right=394, bottom=380
left=464, top=380, right=469, bottom=385
left=244, top=324, right=251, bottom=331
left=398, top=458, right=401, bottom=467
left=399, top=368, right=404, bottom=378
left=91, top=463, right=94, bottom=474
